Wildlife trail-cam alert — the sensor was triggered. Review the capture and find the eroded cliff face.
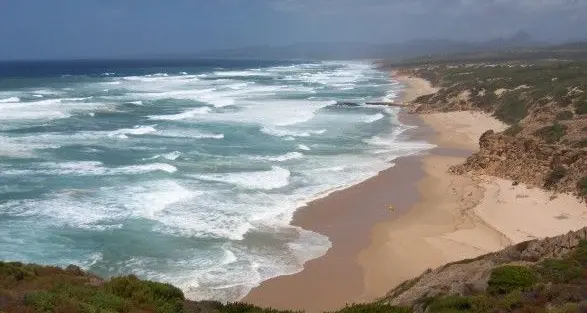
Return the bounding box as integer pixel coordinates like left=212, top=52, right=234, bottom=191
left=383, top=227, right=587, bottom=309
left=396, top=62, right=587, bottom=199
left=451, top=130, right=587, bottom=196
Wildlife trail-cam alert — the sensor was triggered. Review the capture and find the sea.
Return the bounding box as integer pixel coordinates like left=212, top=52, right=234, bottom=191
left=0, top=59, right=432, bottom=301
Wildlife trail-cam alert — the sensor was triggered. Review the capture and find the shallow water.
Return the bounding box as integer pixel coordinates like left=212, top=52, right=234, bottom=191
left=0, top=59, right=433, bottom=301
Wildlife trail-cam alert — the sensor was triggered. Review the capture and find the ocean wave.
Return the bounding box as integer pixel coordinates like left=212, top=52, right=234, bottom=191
left=108, top=125, right=157, bottom=139
left=261, top=127, right=326, bottom=138
left=194, top=166, right=290, bottom=190
left=1, top=161, right=177, bottom=176
left=251, top=152, right=304, bottom=162
left=0, top=96, right=20, bottom=103
left=157, top=129, right=225, bottom=139
left=149, top=107, right=211, bottom=121
left=362, top=113, right=385, bottom=123
left=144, top=151, right=183, bottom=161
left=211, top=70, right=273, bottom=77
left=162, top=151, right=182, bottom=160
left=297, top=144, right=311, bottom=151
left=0, top=135, right=59, bottom=158
left=0, top=98, right=106, bottom=121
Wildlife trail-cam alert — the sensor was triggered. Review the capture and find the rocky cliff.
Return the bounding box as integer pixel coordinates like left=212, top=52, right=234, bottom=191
left=382, top=227, right=587, bottom=311
left=396, top=61, right=587, bottom=199
left=451, top=130, right=587, bottom=195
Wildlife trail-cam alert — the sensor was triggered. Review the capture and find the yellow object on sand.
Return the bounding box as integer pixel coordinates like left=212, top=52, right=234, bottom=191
left=388, top=205, right=395, bottom=212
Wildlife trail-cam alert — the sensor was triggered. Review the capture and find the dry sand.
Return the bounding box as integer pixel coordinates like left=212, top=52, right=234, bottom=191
left=244, top=74, right=587, bottom=312
left=358, top=99, right=587, bottom=302
left=394, top=73, right=438, bottom=104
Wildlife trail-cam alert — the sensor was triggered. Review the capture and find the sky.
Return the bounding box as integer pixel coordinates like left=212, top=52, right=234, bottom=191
left=1, top=0, right=586, bottom=60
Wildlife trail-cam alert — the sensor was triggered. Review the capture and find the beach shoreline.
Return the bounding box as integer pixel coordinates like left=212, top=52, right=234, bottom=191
left=242, top=75, right=440, bottom=312
left=243, top=73, right=587, bottom=312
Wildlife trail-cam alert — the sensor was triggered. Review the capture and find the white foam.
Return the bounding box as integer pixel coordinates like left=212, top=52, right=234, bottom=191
left=130, top=100, right=143, bottom=105
left=158, top=129, right=225, bottom=139
left=261, top=127, right=326, bottom=138
left=109, top=125, right=157, bottom=138
left=212, top=70, right=272, bottom=77
left=118, top=163, right=178, bottom=174
left=0, top=135, right=60, bottom=158
left=194, top=166, right=290, bottom=190
left=298, top=144, right=311, bottom=151
left=0, top=96, right=20, bottom=103
left=362, top=113, right=385, bottom=123
left=0, top=98, right=106, bottom=121
left=161, top=151, right=182, bottom=161
left=221, top=248, right=238, bottom=265
left=149, top=107, right=211, bottom=121
left=2, top=161, right=177, bottom=176
left=251, top=152, right=304, bottom=162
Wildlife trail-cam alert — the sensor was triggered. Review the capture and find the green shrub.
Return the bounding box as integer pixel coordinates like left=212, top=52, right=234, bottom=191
left=105, top=275, right=184, bottom=313
left=544, top=166, right=568, bottom=188
left=579, top=177, right=587, bottom=198
left=534, top=123, right=568, bottom=143
left=427, top=295, right=473, bottom=312
left=494, top=97, right=528, bottom=124
left=574, top=240, right=587, bottom=265
left=24, top=291, right=56, bottom=312
left=575, top=100, right=587, bottom=115
left=87, top=291, right=129, bottom=312
left=499, top=290, right=523, bottom=310
left=488, top=265, right=538, bottom=295
left=538, top=259, right=582, bottom=283
left=556, top=111, right=574, bottom=120
left=0, top=262, right=36, bottom=282
left=330, top=303, right=412, bottom=313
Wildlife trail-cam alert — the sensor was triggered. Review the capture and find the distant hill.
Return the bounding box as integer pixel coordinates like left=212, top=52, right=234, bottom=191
left=189, top=31, right=545, bottom=60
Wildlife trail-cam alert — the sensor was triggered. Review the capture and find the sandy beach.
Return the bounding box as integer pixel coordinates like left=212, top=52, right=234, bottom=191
left=244, top=74, right=587, bottom=312
left=393, top=72, right=438, bottom=104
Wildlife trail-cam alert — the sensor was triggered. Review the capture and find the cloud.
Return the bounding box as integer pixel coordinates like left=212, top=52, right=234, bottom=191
left=265, top=0, right=587, bottom=41
left=268, top=0, right=587, bottom=16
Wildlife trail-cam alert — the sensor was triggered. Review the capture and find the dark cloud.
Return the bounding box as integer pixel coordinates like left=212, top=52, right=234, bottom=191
left=266, top=0, right=587, bottom=42
left=0, top=0, right=585, bottom=59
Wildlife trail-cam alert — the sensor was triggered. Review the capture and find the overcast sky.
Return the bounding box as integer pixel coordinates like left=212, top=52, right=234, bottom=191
left=1, top=0, right=586, bottom=60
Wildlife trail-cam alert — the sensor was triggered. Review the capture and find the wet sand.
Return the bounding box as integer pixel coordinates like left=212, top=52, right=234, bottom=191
left=243, top=75, right=587, bottom=312
left=244, top=114, right=434, bottom=312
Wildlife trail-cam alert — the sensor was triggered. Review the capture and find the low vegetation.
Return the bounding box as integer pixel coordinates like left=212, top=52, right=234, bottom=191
left=579, top=177, right=587, bottom=198
left=394, top=57, right=587, bottom=198
left=411, top=241, right=587, bottom=313
left=2, top=241, right=586, bottom=313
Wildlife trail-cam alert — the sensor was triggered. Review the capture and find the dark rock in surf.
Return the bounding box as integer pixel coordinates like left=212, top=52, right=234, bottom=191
left=333, top=102, right=360, bottom=107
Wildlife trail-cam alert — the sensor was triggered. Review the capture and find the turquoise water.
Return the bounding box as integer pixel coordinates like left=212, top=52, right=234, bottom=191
left=0, top=60, right=432, bottom=301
